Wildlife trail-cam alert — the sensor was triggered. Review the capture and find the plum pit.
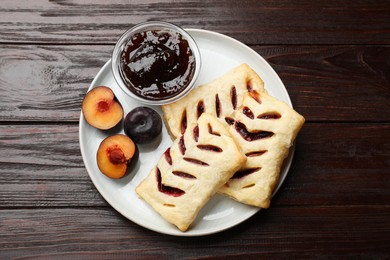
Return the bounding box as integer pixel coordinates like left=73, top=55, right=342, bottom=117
left=97, top=134, right=137, bottom=179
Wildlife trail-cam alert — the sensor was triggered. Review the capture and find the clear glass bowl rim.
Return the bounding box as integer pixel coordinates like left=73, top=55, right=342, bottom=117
left=111, top=21, right=201, bottom=105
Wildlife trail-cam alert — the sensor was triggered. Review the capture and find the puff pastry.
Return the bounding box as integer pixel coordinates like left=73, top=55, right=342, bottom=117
left=162, top=64, right=304, bottom=209
left=219, top=91, right=305, bottom=208
left=162, top=63, right=265, bottom=139
left=136, top=113, right=246, bottom=231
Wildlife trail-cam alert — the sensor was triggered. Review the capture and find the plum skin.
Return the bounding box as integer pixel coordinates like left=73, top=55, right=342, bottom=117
left=124, top=107, right=162, bottom=144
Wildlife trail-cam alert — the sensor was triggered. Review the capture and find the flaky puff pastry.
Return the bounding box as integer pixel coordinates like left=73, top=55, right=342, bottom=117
left=162, top=64, right=265, bottom=140
left=219, top=91, right=305, bottom=208
left=136, top=113, right=246, bottom=231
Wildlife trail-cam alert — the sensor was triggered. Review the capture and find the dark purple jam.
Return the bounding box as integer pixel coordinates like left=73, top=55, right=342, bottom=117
left=120, top=29, right=195, bottom=100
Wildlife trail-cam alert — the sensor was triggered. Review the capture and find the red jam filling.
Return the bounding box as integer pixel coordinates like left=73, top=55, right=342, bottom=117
left=156, top=168, right=184, bottom=197
left=172, top=171, right=197, bottom=179
left=231, top=167, right=261, bottom=179
left=230, top=86, right=237, bottom=109
left=257, top=113, right=281, bottom=119
left=120, top=29, right=195, bottom=100
left=197, top=144, right=222, bottom=152
left=164, top=147, right=172, bottom=165
left=183, top=157, right=209, bottom=166
left=215, top=94, right=221, bottom=118
left=181, top=110, right=187, bottom=134
left=193, top=125, right=199, bottom=142
left=197, top=100, right=205, bottom=119
left=242, top=106, right=254, bottom=119
left=235, top=121, right=274, bottom=141
left=179, top=136, right=186, bottom=155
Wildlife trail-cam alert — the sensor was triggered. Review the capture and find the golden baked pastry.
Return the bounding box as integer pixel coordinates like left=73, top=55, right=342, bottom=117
left=162, top=64, right=304, bottom=209
left=162, top=63, right=265, bottom=139
left=219, top=91, right=305, bottom=208
left=136, top=113, right=246, bottom=231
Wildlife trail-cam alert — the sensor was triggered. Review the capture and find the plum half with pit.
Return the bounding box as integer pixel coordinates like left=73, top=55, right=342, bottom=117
left=82, top=86, right=124, bottom=130
left=124, top=107, right=162, bottom=144
left=96, top=134, right=138, bottom=179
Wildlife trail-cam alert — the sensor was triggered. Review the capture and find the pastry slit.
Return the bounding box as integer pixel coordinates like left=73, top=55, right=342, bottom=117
left=235, top=121, right=274, bottom=141
left=245, top=150, right=267, bottom=157
left=179, top=136, right=186, bottom=155
left=193, top=125, right=199, bottom=142
left=197, top=144, right=223, bottom=153
left=183, top=157, right=209, bottom=166
left=257, top=112, right=281, bottom=119
left=172, top=171, right=197, bottom=179
left=208, top=123, right=221, bottom=136
left=215, top=94, right=221, bottom=117
left=249, top=91, right=261, bottom=103
left=225, top=117, right=235, bottom=125
left=197, top=100, right=205, bottom=119
left=246, top=79, right=253, bottom=92
left=156, top=168, right=185, bottom=197
left=164, top=148, right=172, bottom=165
left=242, top=183, right=255, bottom=189
left=231, top=167, right=261, bottom=179
left=180, top=110, right=187, bottom=134
left=242, top=106, right=254, bottom=119
left=230, top=86, right=237, bottom=109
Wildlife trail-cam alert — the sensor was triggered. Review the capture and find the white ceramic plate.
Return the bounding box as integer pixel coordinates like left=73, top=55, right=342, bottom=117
left=79, top=29, right=294, bottom=236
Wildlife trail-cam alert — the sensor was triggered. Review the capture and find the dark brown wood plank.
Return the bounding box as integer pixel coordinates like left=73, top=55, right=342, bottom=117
left=0, top=164, right=106, bottom=207
left=0, top=45, right=389, bottom=122
left=0, top=124, right=83, bottom=167
left=274, top=123, right=390, bottom=206
left=1, top=123, right=389, bottom=208
left=256, top=45, right=390, bottom=122
left=0, top=45, right=110, bottom=122
left=0, top=206, right=389, bottom=258
left=0, top=0, right=389, bottom=45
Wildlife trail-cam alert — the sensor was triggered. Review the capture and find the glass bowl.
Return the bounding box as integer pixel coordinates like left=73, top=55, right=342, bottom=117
left=112, top=21, right=201, bottom=105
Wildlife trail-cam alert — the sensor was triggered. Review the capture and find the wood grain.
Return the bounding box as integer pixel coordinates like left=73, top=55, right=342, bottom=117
left=0, top=124, right=83, bottom=167
left=1, top=124, right=388, bottom=208
left=255, top=46, right=390, bottom=122
left=1, top=1, right=389, bottom=258
left=0, top=0, right=389, bottom=45
left=0, top=164, right=106, bottom=208
left=0, top=206, right=389, bottom=258
left=0, top=45, right=110, bottom=122
left=275, top=123, right=390, bottom=206
left=0, top=45, right=388, bottom=122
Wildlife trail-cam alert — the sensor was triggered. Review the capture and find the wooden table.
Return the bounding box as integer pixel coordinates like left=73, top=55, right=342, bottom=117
left=1, top=1, right=389, bottom=258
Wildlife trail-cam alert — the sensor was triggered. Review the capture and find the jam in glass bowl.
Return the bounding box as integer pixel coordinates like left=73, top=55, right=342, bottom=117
left=112, top=21, right=201, bottom=105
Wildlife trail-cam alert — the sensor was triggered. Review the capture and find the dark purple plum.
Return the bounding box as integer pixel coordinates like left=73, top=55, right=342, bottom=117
left=124, top=107, right=162, bottom=144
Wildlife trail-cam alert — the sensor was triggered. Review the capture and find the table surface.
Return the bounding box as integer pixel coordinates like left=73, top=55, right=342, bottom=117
left=1, top=1, right=389, bottom=259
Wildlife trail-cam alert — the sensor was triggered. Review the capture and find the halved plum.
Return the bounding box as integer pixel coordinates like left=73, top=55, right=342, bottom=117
left=82, top=86, right=124, bottom=130
left=96, top=134, right=138, bottom=179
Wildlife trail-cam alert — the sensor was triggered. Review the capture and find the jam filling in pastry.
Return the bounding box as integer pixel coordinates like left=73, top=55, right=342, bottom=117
left=162, top=63, right=265, bottom=139
left=219, top=91, right=305, bottom=208
left=136, top=113, right=246, bottom=231
left=161, top=63, right=304, bottom=209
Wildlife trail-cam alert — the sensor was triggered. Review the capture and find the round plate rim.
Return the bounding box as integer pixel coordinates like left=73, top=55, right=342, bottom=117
left=79, top=28, right=294, bottom=236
